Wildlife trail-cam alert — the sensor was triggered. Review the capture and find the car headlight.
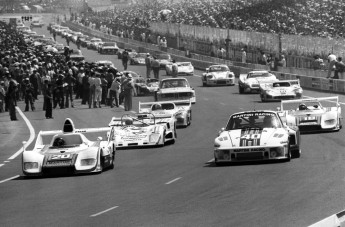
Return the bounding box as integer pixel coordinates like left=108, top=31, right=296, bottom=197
left=324, top=119, right=335, bottom=125
left=207, top=75, right=213, bottom=79
left=80, top=158, right=96, bottom=166
left=228, top=73, right=234, bottom=78
left=269, top=147, right=284, bottom=157
left=24, top=162, right=38, bottom=170
left=149, top=133, right=160, bottom=143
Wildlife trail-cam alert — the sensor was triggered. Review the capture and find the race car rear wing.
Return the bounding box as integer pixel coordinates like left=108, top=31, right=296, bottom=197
left=280, top=96, right=339, bottom=111
left=139, top=100, right=191, bottom=113
left=259, top=79, right=300, bottom=90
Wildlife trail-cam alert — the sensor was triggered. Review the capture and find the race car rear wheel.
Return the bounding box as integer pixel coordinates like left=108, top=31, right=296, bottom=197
left=260, top=94, right=266, bottom=102
left=109, top=150, right=115, bottom=169
left=239, top=85, right=244, bottom=94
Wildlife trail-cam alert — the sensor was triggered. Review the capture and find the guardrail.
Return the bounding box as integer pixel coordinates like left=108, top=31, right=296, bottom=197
left=62, top=21, right=345, bottom=94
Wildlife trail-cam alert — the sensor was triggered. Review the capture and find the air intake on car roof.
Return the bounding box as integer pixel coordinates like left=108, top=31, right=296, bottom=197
left=63, top=118, right=75, bottom=133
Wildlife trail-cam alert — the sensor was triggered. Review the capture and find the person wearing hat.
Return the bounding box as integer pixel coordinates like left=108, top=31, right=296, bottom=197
left=23, top=77, right=35, bottom=112
left=123, top=73, right=137, bottom=111
left=145, top=53, right=152, bottom=78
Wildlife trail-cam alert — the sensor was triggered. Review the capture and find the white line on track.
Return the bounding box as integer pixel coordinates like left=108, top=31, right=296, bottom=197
left=8, top=107, right=35, bottom=160
left=0, top=164, right=4, bottom=168
left=4, top=161, right=10, bottom=163
left=219, top=102, right=226, bottom=105
left=165, top=177, right=182, bottom=185
left=90, top=206, right=119, bottom=217
left=0, top=175, right=20, bottom=184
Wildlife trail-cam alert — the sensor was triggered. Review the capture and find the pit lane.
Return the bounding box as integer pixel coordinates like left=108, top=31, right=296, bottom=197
left=0, top=22, right=345, bottom=227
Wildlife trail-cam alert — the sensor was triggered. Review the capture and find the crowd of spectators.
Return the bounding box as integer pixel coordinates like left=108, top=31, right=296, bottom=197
left=78, top=0, right=345, bottom=40
left=0, top=21, right=136, bottom=121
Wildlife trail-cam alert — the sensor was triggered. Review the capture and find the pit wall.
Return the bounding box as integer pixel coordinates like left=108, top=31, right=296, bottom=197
left=62, top=21, right=345, bottom=94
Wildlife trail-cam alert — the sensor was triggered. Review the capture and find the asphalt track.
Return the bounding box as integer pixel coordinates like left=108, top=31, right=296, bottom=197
left=0, top=24, right=345, bottom=227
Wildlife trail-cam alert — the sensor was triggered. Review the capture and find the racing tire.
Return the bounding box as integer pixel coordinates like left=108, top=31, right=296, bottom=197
left=98, top=152, right=104, bottom=173
left=174, top=124, right=177, bottom=139
left=187, top=116, right=191, bottom=126
left=202, top=81, right=207, bottom=87
left=285, top=146, right=291, bottom=162
left=159, top=130, right=166, bottom=147
left=109, top=150, right=115, bottom=169
left=239, top=85, right=244, bottom=94
left=291, top=149, right=301, bottom=159
left=338, top=118, right=342, bottom=130
left=260, top=94, right=266, bottom=102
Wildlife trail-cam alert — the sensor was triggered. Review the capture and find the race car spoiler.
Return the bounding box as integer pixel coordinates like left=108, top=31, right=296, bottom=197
left=259, top=79, right=300, bottom=89
left=139, top=100, right=191, bottom=113
left=280, top=96, right=339, bottom=110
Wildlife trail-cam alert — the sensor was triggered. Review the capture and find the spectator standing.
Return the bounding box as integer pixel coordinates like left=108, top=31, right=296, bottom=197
left=157, top=35, right=161, bottom=46
left=23, top=78, right=35, bottom=111
left=151, top=56, right=160, bottom=79
left=100, top=74, right=108, bottom=105
left=119, top=73, right=127, bottom=105
left=76, top=37, right=81, bottom=50
left=64, top=70, right=75, bottom=108
left=81, top=70, right=89, bottom=105
left=334, top=57, right=345, bottom=79
left=313, top=55, right=324, bottom=70
left=109, top=77, right=121, bottom=108
left=6, top=79, right=18, bottom=121
left=94, top=73, right=102, bottom=108
left=171, top=60, right=178, bottom=78
left=122, top=49, right=129, bottom=70
left=145, top=53, right=152, bottom=78
left=123, top=74, right=137, bottom=111
left=327, top=53, right=337, bottom=78
left=241, top=48, right=247, bottom=63
left=54, top=74, right=64, bottom=109
left=0, top=81, right=5, bottom=112
left=280, top=54, right=287, bottom=67
left=88, top=72, right=96, bottom=108
left=65, top=36, right=70, bottom=46
left=45, top=83, right=53, bottom=119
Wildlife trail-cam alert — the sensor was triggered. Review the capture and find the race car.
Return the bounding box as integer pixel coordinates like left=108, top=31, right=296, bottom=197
left=31, top=21, right=44, bottom=28
left=69, top=49, right=85, bottom=62
left=155, top=78, right=196, bottom=104
left=135, top=78, right=159, bottom=96
left=87, top=38, right=102, bottom=50
left=22, top=118, right=115, bottom=177
left=279, top=96, right=342, bottom=132
left=202, top=64, right=235, bottom=86
left=259, top=79, right=303, bottom=102
left=154, top=53, right=173, bottom=69
left=130, top=53, right=147, bottom=65
left=95, top=60, right=115, bottom=68
left=98, top=42, right=119, bottom=54
left=139, top=100, right=192, bottom=127
left=214, top=110, right=301, bottom=164
left=238, top=70, right=278, bottom=93
left=118, top=48, right=137, bottom=59
left=166, top=62, right=194, bottom=76
left=108, top=113, right=177, bottom=148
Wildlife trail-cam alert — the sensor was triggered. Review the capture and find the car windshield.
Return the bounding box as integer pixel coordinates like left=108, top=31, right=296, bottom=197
left=50, top=134, right=83, bottom=147
left=248, top=72, right=271, bottom=78
left=272, top=82, right=291, bottom=87
left=103, top=42, right=115, bottom=46
left=160, top=79, right=189, bottom=88
left=135, top=53, right=147, bottom=58
left=157, top=54, right=170, bottom=60
left=209, top=66, right=228, bottom=72
left=226, top=112, right=282, bottom=130
left=178, top=63, right=191, bottom=67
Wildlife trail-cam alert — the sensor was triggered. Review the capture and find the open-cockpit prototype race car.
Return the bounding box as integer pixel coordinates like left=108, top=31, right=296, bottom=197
left=279, top=96, right=342, bottom=132
left=259, top=79, right=303, bottom=102
left=139, top=100, right=192, bottom=127
left=108, top=113, right=177, bottom=148
left=22, top=119, right=115, bottom=177
left=214, top=110, right=301, bottom=164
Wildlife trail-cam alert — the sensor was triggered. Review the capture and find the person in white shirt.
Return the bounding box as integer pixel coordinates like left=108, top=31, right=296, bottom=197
left=94, top=73, right=102, bottom=108
left=327, top=53, right=337, bottom=78
left=88, top=73, right=96, bottom=108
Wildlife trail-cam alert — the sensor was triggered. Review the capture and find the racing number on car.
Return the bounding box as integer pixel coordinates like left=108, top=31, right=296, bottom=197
left=240, top=133, right=261, bottom=140
left=240, top=129, right=262, bottom=146
left=51, top=154, right=72, bottom=160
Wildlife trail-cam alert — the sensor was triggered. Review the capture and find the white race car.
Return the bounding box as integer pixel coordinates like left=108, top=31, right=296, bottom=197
left=259, top=80, right=303, bottom=102
left=22, top=118, right=115, bottom=177
left=166, top=62, right=194, bottom=76
left=139, top=100, right=192, bottom=127
left=108, top=113, right=177, bottom=148
left=155, top=78, right=196, bottom=104
left=202, top=64, right=235, bottom=86
left=214, top=110, right=301, bottom=164
left=238, top=70, right=278, bottom=93
left=279, top=96, right=342, bottom=132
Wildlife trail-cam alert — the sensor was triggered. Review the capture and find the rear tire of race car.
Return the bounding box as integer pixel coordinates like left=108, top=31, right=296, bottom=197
left=202, top=81, right=207, bottom=87
left=260, top=94, right=266, bottom=102
left=239, top=85, right=244, bottom=94
left=109, top=151, right=115, bottom=169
